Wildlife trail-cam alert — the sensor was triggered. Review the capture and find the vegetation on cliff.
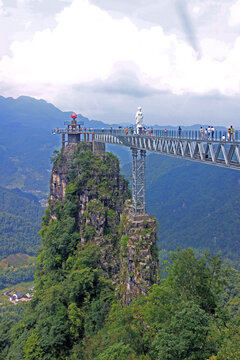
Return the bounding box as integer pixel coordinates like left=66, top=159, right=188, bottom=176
left=0, top=145, right=239, bottom=359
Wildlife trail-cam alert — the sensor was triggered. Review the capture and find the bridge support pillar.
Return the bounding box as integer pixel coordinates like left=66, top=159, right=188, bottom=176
left=131, top=148, right=146, bottom=215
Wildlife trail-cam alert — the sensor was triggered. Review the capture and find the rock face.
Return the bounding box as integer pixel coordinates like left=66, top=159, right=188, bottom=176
left=49, top=142, right=159, bottom=304
left=119, top=200, right=159, bottom=305
left=50, top=143, right=78, bottom=217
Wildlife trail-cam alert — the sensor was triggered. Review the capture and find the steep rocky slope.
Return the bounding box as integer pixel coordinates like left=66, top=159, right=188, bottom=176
left=48, top=142, right=159, bottom=303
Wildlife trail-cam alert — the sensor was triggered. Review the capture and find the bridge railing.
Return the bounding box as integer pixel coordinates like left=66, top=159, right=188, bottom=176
left=52, top=128, right=94, bottom=134
left=92, top=128, right=240, bottom=142
left=64, top=121, right=84, bottom=125
left=52, top=127, right=240, bottom=142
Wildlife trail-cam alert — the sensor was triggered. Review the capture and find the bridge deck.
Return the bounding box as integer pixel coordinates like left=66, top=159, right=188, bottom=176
left=52, top=127, right=240, bottom=170
left=53, top=126, right=240, bottom=215
left=93, top=130, right=240, bottom=170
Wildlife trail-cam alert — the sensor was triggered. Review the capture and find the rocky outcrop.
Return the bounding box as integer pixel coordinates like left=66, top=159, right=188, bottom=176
left=49, top=142, right=159, bottom=304
left=50, top=143, right=78, bottom=218
left=119, top=200, right=159, bottom=305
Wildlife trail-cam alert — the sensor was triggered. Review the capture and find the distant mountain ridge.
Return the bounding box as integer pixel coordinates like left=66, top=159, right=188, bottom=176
left=0, top=95, right=111, bottom=195
left=0, top=95, right=108, bottom=130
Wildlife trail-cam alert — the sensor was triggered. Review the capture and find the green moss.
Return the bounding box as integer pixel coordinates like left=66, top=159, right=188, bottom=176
left=87, top=199, right=105, bottom=216
left=65, top=183, right=78, bottom=197
left=84, top=225, right=96, bottom=240
left=120, top=235, right=129, bottom=250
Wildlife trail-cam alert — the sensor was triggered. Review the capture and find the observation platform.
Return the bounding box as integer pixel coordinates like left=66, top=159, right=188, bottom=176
left=53, top=115, right=95, bottom=147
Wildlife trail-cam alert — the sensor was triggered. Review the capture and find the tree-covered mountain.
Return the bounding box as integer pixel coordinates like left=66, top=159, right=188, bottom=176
left=0, top=144, right=239, bottom=360
left=0, top=186, right=42, bottom=260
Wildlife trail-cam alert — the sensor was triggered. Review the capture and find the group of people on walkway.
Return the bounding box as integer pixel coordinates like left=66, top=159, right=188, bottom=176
left=198, top=125, right=235, bottom=141
left=199, top=126, right=216, bottom=140
left=102, top=124, right=237, bottom=142
left=113, top=126, right=154, bottom=135
left=106, top=125, right=237, bottom=141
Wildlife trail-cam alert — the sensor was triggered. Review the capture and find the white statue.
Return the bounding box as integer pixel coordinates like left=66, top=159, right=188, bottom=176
left=135, top=106, right=143, bottom=134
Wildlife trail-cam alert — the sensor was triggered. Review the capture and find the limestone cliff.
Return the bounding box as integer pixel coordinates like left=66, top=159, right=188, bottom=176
left=119, top=200, right=159, bottom=304
left=49, top=142, right=159, bottom=304
left=50, top=144, right=77, bottom=213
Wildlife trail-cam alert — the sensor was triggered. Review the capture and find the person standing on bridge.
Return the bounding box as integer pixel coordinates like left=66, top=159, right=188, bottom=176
left=178, top=126, right=182, bottom=138
left=207, top=126, right=211, bottom=140
left=230, top=125, right=235, bottom=141
left=228, top=127, right=231, bottom=141
left=204, top=128, right=208, bottom=139
left=200, top=127, right=204, bottom=139
left=211, top=126, right=215, bottom=140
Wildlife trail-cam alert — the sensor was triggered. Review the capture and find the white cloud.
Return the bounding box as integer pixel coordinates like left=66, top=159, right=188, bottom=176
left=0, top=0, right=240, bottom=120
left=0, top=0, right=7, bottom=15
left=200, top=38, right=230, bottom=60
left=229, top=0, right=240, bottom=26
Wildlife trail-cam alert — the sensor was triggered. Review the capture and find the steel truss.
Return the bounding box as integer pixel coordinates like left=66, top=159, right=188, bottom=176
left=131, top=148, right=146, bottom=214
left=95, top=133, right=240, bottom=170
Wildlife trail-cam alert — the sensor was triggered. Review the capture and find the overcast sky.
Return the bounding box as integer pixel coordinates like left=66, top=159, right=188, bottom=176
left=1, top=0, right=240, bottom=126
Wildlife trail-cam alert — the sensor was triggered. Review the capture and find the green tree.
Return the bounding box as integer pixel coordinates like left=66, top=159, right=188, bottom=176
left=95, top=342, right=135, bottom=360
left=151, top=302, right=215, bottom=360
left=165, top=249, right=226, bottom=314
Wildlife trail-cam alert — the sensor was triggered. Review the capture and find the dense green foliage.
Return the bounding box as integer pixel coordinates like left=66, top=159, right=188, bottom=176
left=0, top=304, right=26, bottom=360
left=0, top=186, right=42, bottom=260
left=122, top=153, right=240, bottom=267
left=0, top=146, right=129, bottom=359
left=2, top=248, right=239, bottom=359
left=0, top=265, right=35, bottom=290
left=0, top=146, right=239, bottom=359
